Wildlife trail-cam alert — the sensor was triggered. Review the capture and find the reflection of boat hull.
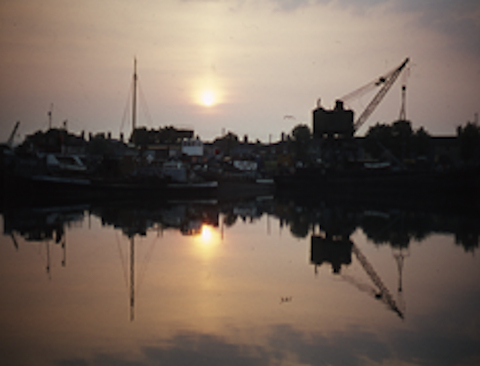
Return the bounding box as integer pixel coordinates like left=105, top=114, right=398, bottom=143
left=198, top=171, right=274, bottom=201
left=217, top=178, right=274, bottom=201
left=275, top=167, right=480, bottom=207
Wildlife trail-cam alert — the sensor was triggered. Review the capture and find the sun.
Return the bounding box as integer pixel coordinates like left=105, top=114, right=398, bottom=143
left=200, top=90, right=216, bottom=107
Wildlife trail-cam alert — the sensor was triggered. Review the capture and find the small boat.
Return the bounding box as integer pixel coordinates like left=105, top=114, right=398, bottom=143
left=2, top=153, right=217, bottom=202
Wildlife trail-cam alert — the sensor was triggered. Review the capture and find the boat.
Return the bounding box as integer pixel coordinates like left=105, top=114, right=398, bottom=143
left=1, top=60, right=217, bottom=202
left=1, top=152, right=217, bottom=203
left=196, top=158, right=274, bottom=201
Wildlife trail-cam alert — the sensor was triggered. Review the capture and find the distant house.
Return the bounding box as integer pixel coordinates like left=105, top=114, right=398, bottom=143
left=20, top=128, right=88, bottom=155
left=181, top=138, right=203, bottom=157
left=230, top=143, right=257, bottom=158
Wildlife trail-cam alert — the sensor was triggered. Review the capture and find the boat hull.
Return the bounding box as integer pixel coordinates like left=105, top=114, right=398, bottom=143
left=2, top=173, right=217, bottom=205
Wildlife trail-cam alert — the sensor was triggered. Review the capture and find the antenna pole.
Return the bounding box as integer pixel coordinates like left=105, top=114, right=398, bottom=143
left=132, top=58, right=137, bottom=133
left=48, top=103, right=53, bottom=129
left=399, top=85, right=406, bottom=121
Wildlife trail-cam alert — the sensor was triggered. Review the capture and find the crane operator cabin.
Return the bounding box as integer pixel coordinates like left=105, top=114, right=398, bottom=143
left=313, top=99, right=355, bottom=139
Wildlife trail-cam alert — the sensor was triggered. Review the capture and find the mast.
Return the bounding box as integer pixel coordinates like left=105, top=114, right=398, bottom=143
left=132, top=58, right=137, bottom=133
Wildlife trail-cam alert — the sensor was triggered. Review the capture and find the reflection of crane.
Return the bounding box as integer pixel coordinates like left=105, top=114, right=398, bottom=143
left=340, top=58, right=410, bottom=134
left=351, top=243, right=404, bottom=319
left=392, top=246, right=409, bottom=312
left=311, top=235, right=404, bottom=318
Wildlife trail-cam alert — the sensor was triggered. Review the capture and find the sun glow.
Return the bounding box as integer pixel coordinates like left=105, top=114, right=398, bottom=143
left=200, top=90, right=216, bottom=107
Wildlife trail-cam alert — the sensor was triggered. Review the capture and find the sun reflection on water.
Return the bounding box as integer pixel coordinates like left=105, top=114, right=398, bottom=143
left=201, top=225, right=213, bottom=241
left=194, top=224, right=221, bottom=258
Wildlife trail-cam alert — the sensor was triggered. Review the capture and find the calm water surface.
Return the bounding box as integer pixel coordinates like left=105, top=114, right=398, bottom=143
left=1, top=199, right=479, bottom=366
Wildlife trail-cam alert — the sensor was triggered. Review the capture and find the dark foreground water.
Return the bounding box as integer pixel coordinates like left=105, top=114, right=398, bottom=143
left=1, top=198, right=479, bottom=366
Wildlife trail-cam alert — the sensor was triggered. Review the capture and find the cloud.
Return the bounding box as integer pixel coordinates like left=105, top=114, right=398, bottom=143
left=268, top=0, right=480, bottom=56
left=270, top=0, right=387, bottom=12
left=394, top=0, right=480, bottom=55
left=53, top=320, right=480, bottom=366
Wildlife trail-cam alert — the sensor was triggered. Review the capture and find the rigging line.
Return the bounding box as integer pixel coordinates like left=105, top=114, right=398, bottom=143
left=138, top=80, right=154, bottom=128
left=115, top=231, right=129, bottom=289
left=120, top=79, right=134, bottom=136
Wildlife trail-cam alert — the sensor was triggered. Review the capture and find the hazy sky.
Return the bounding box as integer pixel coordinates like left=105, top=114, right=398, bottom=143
left=1, top=0, right=479, bottom=143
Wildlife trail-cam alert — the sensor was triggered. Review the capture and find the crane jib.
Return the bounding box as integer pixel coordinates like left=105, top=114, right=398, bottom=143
left=341, top=58, right=410, bottom=134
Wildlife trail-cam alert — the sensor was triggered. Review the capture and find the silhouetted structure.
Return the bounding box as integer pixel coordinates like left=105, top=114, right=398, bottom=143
left=313, top=100, right=354, bottom=139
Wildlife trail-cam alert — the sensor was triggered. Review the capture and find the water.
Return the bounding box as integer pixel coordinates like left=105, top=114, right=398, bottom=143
left=1, top=198, right=479, bottom=366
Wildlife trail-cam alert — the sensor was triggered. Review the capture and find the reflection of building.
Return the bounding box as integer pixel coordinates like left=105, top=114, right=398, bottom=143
left=3, top=204, right=87, bottom=276
left=3, top=205, right=85, bottom=243
left=93, top=202, right=219, bottom=238
left=311, top=235, right=353, bottom=274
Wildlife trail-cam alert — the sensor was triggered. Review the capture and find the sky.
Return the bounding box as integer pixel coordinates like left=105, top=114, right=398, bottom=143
left=1, top=0, right=479, bottom=143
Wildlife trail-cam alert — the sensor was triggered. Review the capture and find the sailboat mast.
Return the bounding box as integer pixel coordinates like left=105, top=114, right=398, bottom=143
left=132, top=58, right=137, bottom=133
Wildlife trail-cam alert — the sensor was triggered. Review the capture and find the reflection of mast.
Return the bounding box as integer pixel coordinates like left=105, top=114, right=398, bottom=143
left=57, top=227, right=67, bottom=267
left=130, top=236, right=135, bottom=322
left=267, top=214, right=271, bottom=235
left=46, top=241, right=51, bottom=280
left=61, top=236, right=66, bottom=267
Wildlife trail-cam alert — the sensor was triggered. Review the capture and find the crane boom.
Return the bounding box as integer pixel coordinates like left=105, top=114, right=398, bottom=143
left=342, top=58, right=409, bottom=133
left=7, top=121, right=20, bottom=147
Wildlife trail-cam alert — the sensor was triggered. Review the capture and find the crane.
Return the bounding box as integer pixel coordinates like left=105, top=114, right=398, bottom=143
left=340, top=58, right=410, bottom=134
left=7, top=121, right=20, bottom=148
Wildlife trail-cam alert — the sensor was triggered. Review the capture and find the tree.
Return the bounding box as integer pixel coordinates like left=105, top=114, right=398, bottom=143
left=457, top=122, right=480, bottom=164
left=364, top=120, right=431, bottom=161
left=363, top=123, right=392, bottom=159
left=213, top=131, right=239, bottom=155
left=291, top=124, right=311, bottom=163
left=411, top=127, right=431, bottom=157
